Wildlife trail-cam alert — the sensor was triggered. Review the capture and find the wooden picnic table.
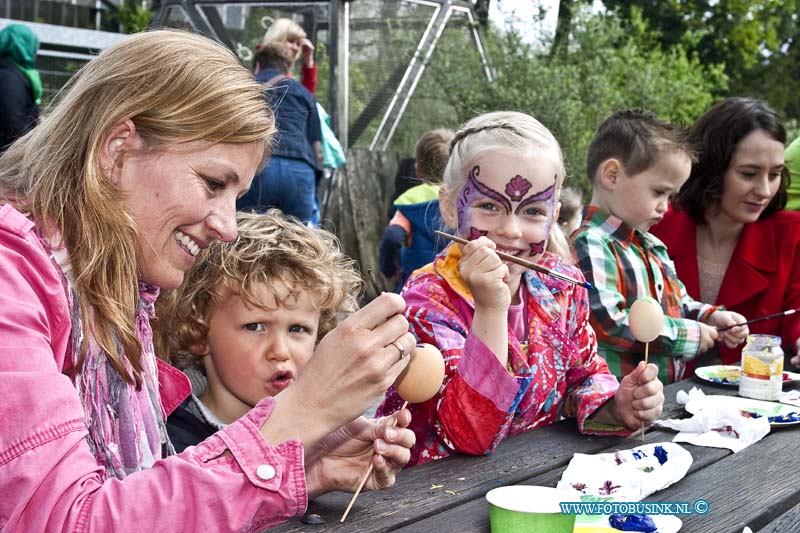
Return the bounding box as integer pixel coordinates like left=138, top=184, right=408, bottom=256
left=271, top=377, right=800, bottom=532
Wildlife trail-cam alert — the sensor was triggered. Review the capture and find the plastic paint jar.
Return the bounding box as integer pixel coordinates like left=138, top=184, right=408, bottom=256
left=739, top=334, right=783, bottom=401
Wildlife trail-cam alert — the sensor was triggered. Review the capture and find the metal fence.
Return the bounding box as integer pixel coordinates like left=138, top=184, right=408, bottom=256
left=152, top=0, right=490, bottom=154
left=0, top=14, right=128, bottom=103
left=0, top=0, right=121, bottom=32
left=2, top=0, right=490, bottom=155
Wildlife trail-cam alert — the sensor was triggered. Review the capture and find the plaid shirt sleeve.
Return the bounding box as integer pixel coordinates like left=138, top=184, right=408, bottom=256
left=573, top=226, right=703, bottom=375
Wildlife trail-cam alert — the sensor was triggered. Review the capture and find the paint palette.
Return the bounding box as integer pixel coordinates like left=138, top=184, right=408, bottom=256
left=685, top=394, right=800, bottom=427
left=694, top=365, right=800, bottom=387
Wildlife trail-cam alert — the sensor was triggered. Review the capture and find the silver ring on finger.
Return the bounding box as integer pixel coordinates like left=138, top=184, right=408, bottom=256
left=391, top=340, right=406, bottom=360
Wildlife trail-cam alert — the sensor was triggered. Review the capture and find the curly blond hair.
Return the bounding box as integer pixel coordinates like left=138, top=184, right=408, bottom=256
left=155, top=211, right=362, bottom=368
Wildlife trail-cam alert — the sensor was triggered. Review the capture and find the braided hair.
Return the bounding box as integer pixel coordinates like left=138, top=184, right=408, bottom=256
left=441, top=111, right=572, bottom=262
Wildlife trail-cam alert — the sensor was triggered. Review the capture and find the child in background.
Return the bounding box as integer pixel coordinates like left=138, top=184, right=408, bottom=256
left=377, top=111, right=664, bottom=466
left=571, top=109, right=748, bottom=384
left=557, top=186, right=583, bottom=236
left=784, top=135, right=800, bottom=211
left=379, top=128, right=455, bottom=290
left=387, top=157, right=419, bottom=219
left=159, top=211, right=362, bottom=452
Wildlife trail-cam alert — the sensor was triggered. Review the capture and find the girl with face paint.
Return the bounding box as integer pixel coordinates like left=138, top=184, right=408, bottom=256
left=377, top=111, right=664, bottom=466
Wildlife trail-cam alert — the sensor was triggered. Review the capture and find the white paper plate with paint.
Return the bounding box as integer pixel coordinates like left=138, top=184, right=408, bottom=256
left=685, top=394, right=800, bottom=426
left=695, top=365, right=800, bottom=387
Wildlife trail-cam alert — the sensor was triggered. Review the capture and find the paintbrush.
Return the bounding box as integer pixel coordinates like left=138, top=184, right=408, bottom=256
left=434, top=230, right=595, bottom=290
left=366, top=268, right=383, bottom=297
left=716, top=308, right=800, bottom=332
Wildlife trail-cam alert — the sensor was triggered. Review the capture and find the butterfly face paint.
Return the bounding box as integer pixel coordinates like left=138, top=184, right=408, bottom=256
left=453, top=150, right=559, bottom=269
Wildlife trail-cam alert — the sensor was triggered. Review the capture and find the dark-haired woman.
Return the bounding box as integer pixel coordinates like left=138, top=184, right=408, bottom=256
left=652, top=97, right=800, bottom=369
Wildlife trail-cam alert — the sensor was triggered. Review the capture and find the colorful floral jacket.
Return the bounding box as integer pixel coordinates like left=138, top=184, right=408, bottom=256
left=377, top=243, right=630, bottom=466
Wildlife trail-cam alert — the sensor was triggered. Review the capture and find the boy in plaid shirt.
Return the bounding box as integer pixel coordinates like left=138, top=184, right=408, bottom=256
left=571, top=110, right=748, bottom=383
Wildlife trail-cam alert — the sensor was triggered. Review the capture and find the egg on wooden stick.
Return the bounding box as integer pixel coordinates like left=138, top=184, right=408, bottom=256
left=394, top=343, right=445, bottom=403
left=341, top=343, right=445, bottom=522
left=629, top=297, right=665, bottom=343
left=628, top=297, right=664, bottom=441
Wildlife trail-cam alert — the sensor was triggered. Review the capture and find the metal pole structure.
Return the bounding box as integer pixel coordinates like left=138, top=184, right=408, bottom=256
left=368, top=0, right=492, bottom=152
left=368, top=0, right=446, bottom=152
left=329, top=0, right=349, bottom=148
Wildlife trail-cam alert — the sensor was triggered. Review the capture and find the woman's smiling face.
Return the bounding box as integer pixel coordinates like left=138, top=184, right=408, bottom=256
left=716, top=129, right=785, bottom=224
left=116, top=138, right=263, bottom=289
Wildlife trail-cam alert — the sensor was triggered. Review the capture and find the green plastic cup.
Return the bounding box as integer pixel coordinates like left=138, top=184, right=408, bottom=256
left=486, top=486, right=577, bottom=533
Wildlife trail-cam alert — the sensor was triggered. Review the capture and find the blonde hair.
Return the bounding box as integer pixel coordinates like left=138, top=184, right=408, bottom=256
left=443, top=111, right=571, bottom=262
left=261, top=18, right=306, bottom=60
left=0, top=30, right=276, bottom=386
left=155, top=210, right=363, bottom=369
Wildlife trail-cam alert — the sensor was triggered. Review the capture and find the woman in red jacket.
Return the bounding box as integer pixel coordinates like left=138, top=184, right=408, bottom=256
left=651, top=97, right=800, bottom=370
left=259, top=18, right=318, bottom=94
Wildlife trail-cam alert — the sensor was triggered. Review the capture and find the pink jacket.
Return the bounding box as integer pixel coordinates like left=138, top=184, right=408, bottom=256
left=0, top=204, right=307, bottom=531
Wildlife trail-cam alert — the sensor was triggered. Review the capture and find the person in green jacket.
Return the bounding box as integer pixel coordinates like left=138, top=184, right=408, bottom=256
left=785, top=135, right=800, bottom=211
left=379, top=128, right=454, bottom=291
left=0, top=23, right=41, bottom=153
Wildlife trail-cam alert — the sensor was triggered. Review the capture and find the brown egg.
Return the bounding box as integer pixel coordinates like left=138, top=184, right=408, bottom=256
left=394, top=343, right=445, bottom=403
left=629, top=297, right=665, bottom=343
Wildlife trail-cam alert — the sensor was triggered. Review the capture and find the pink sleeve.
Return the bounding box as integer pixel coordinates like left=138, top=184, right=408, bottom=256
left=561, top=284, right=629, bottom=437
left=402, top=275, right=520, bottom=456
left=0, top=207, right=308, bottom=532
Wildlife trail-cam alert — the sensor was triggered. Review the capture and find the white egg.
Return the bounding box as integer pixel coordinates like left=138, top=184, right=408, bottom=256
left=629, top=297, right=665, bottom=343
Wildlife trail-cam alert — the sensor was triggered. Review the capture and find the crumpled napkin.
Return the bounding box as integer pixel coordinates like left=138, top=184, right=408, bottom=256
left=778, top=389, right=800, bottom=407
left=556, top=442, right=692, bottom=502
left=654, top=387, right=770, bottom=453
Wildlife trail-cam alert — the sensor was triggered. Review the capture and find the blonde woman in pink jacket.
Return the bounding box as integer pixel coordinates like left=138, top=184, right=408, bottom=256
left=0, top=30, right=415, bottom=531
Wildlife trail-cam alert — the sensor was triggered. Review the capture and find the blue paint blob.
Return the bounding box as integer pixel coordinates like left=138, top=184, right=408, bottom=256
left=742, top=410, right=800, bottom=424
left=608, top=514, right=657, bottom=532
left=654, top=445, right=668, bottom=465
left=771, top=412, right=800, bottom=423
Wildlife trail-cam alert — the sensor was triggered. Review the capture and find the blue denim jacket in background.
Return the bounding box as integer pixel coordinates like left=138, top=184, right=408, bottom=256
left=256, top=67, right=322, bottom=171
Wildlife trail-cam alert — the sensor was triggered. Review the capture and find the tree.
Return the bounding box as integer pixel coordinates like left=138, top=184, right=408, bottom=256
left=602, top=0, right=800, bottom=119
left=473, top=0, right=491, bottom=29
left=405, top=7, right=725, bottom=193
left=116, top=0, right=153, bottom=34
left=551, top=0, right=591, bottom=58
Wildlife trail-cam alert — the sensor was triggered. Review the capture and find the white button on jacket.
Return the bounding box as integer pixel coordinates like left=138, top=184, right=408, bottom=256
left=256, top=464, right=276, bottom=481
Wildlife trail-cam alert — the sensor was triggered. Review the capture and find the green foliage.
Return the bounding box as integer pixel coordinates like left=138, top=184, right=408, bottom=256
left=389, top=7, right=725, bottom=194
left=117, top=0, right=153, bottom=34
left=602, top=0, right=800, bottom=120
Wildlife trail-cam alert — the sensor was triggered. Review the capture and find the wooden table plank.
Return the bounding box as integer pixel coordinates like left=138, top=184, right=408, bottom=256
left=271, top=379, right=797, bottom=532
left=760, top=500, right=800, bottom=533
left=650, top=427, right=800, bottom=532
left=270, top=419, right=626, bottom=531
left=397, top=423, right=735, bottom=532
